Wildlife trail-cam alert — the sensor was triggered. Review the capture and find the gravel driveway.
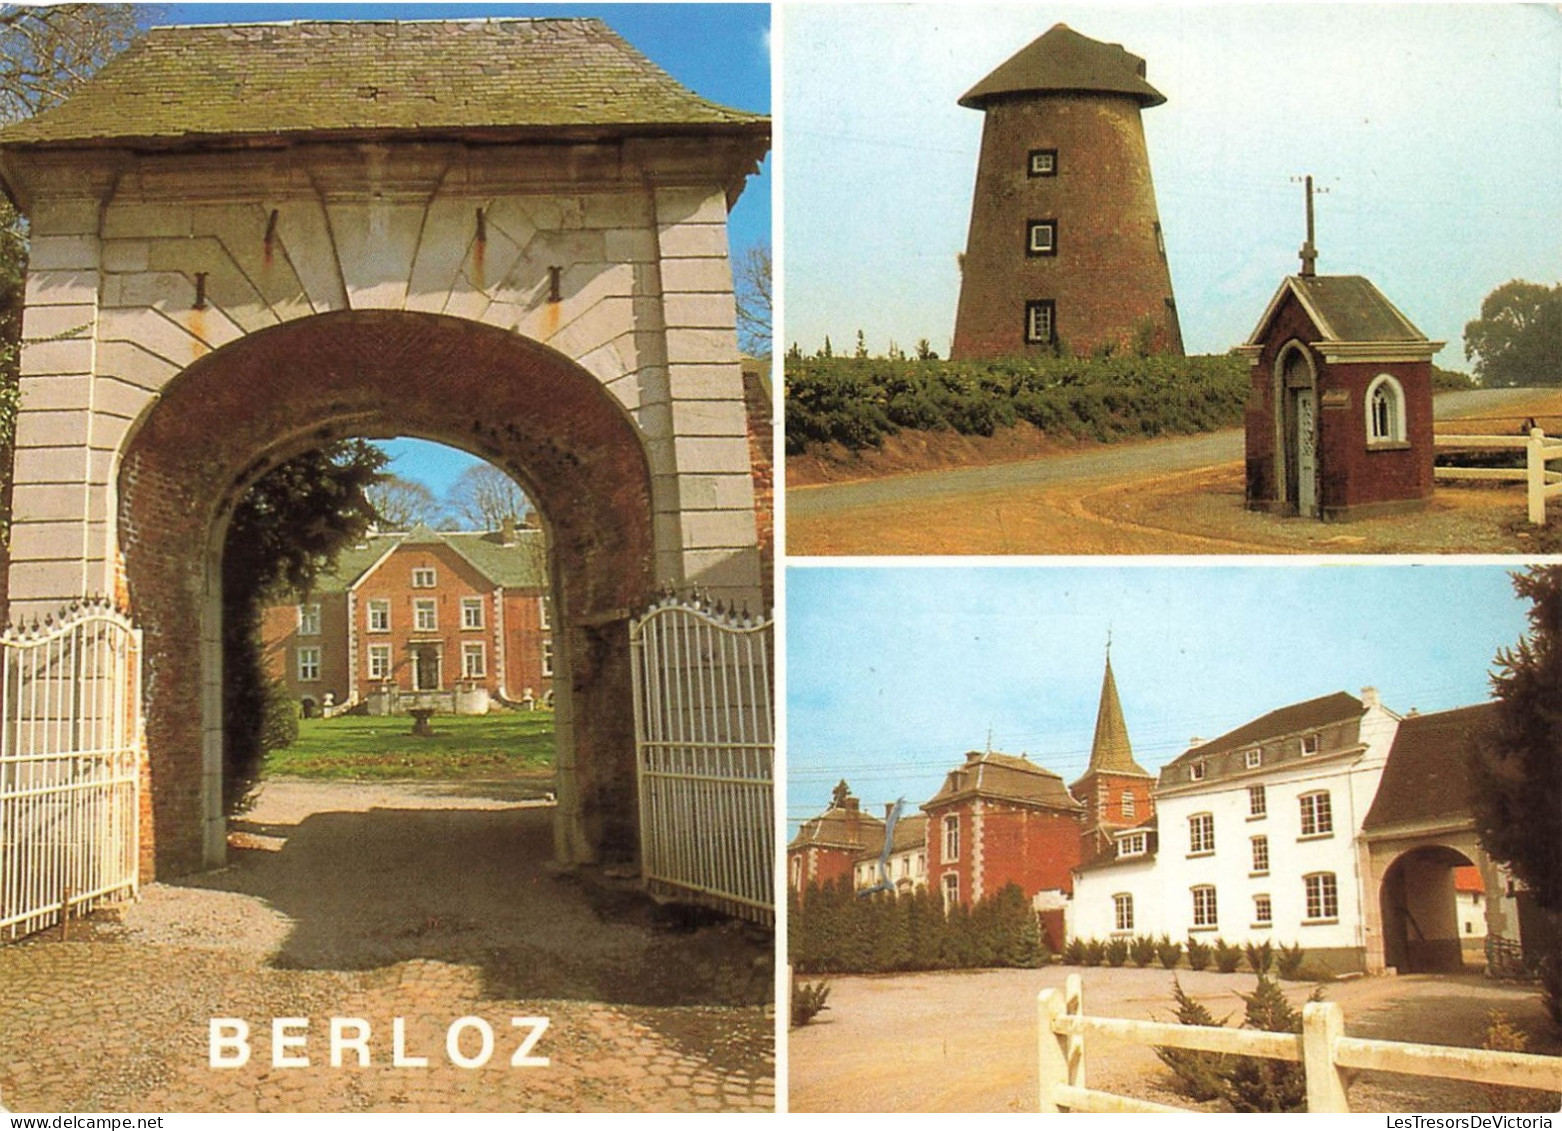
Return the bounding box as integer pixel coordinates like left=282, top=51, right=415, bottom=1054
left=0, top=778, right=774, bottom=1113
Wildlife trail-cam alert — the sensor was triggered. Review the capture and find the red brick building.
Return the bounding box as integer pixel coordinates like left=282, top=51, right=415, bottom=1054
left=951, top=23, right=1183, bottom=360
left=1240, top=274, right=1442, bottom=519
left=787, top=784, right=885, bottom=895
left=262, top=523, right=551, bottom=715
left=1071, top=652, right=1156, bottom=864
left=923, top=750, right=1083, bottom=947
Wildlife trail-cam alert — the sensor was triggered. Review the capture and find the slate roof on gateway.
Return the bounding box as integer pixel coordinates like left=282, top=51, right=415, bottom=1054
left=1362, top=702, right=1497, bottom=833
left=0, top=18, right=767, bottom=149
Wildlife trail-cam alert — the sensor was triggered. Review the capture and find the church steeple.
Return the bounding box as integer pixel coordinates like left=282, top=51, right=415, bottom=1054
left=1087, top=645, right=1150, bottom=778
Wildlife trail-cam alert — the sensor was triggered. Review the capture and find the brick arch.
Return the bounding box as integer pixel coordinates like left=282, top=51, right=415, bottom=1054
left=118, top=310, right=655, bottom=879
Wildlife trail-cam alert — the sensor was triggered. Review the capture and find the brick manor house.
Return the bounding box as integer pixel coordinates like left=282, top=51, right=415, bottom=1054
left=789, top=656, right=1541, bottom=974
left=262, top=522, right=552, bottom=716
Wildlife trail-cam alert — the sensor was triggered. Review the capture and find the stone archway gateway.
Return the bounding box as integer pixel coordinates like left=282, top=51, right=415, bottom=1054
left=0, top=17, right=770, bottom=880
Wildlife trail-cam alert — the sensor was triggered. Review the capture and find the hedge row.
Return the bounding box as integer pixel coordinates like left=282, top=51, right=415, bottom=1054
left=784, top=354, right=1250, bottom=455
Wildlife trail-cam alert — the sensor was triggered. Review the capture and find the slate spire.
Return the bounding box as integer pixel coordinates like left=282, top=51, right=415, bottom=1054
left=1087, top=648, right=1149, bottom=777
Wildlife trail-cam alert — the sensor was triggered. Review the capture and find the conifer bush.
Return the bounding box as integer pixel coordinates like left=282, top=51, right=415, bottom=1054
left=1213, top=938, right=1243, bottom=973
left=1244, top=940, right=1274, bottom=974
left=1154, top=977, right=1231, bottom=1103
left=1082, top=938, right=1107, bottom=967
left=1217, top=976, right=1319, bottom=1112
left=1105, top=936, right=1130, bottom=967
left=1062, top=937, right=1086, bottom=965
left=1186, top=937, right=1212, bottom=971
left=1156, top=935, right=1184, bottom=970
left=1276, top=942, right=1306, bottom=980
left=1130, top=934, right=1158, bottom=967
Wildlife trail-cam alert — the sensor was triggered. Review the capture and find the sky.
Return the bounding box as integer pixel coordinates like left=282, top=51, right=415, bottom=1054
left=781, top=3, right=1562, bottom=362
left=785, top=562, right=1534, bottom=835
left=155, top=3, right=772, bottom=499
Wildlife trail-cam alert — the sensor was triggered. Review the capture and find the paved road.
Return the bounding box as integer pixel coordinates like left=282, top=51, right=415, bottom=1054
left=788, top=388, right=1550, bottom=519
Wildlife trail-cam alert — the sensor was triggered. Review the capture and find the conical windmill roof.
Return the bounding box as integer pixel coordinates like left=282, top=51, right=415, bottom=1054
left=959, top=23, right=1166, bottom=110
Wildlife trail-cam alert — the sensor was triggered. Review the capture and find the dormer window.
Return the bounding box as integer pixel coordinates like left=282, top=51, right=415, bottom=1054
left=1244, top=748, right=1262, bottom=769
left=1119, top=831, right=1148, bottom=858
left=1300, top=733, right=1320, bottom=755
left=1027, top=148, right=1057, bottom=177
left=1190, top=761, right=1206, bottom=781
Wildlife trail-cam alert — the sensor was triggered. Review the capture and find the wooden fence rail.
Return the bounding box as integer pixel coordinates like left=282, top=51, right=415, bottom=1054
left=1434, top=427, right=1562, bottom=525
left=1038, top=973, right=1562, bottom=1113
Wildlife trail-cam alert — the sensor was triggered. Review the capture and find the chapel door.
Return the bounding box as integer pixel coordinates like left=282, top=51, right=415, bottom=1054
left=1294, top=387, right=1318, bottom=517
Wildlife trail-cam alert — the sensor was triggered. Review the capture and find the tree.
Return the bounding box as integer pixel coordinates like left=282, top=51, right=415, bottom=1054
left=1464, top=280, right=1562, bottom=387
left=365, top=474, right=443, bottom=531
left=222, top=440, right=387, bottom=813
left=733, top=241, right=771, bottom=360
left=445, top=462, right=529, bottom=531
left=1468, top=566, right=1562, bottom=915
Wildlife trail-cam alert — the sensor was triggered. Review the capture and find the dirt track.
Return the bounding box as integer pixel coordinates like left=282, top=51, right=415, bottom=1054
left=786, top=388, right=1562, bottom=556
left=788, top=965, right=1561, bottom=1113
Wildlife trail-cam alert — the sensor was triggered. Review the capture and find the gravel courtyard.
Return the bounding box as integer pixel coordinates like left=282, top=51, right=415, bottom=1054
left=0, top=779, right=774, bottom=1113
left=789, top=965, right=1560, bottom=1113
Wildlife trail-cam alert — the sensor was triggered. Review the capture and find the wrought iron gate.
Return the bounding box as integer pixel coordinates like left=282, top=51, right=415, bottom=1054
left=0, top=601, right=142, bottom=940
left=630, top=594, right=773, bottom=925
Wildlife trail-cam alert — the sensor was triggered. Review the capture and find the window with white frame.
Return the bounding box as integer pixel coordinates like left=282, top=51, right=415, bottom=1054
left=1244, top=748, right=1262, bottom=769
left=462, top=642, right=486, bottom=678
left=1254, top=893, right=1273, bottom=926
left=538, top=596, right=551, bottom=630
left=1188, top=812, right=1214, bottom=855
left=1113, top=893, right=1134, bottom=932
left=461, top=597, right=484, bottom=630
left=916, top=852, right=926, bottom=876
left=414, top=599, right=438, bottom=632
left=1119, top=831, right=1148, bottom=858
left=942, top=872, right=959, bottom=910
left=1365, top=373, right=1406, bottom=444
left=1299, top=791, right=1334, bottom=837
left=790, top=856, right=802, bottom=889
left=367, top=599, right=390, bottom=632
left=1026, top=219, right=1057, bottom=256
left=1024, top=300, right=1056, bottom=345
left=1027, top=148, right=1057, bottom=177
left=1191, top=885, right=1218, bottom=929
left=297, top=647, right=321, bottom=682
left=1121, top=790, right=1136, bottom=819
left=297, top=604, right=321, bottom=636
left=541, top=639, right=554, bottom=677
left=412, top=567, right=437, bottom=588
left=1190, top=760, right=1206, bottom=781
left=1304, top=872, right=1339, bottom=921
left=367, top=644, right=391, bottom=680
left=1301, top=732, right=1320, bottom=755
left=943, top=815, right=960, bottom=861
left=1251, top=835, right=1270, bottom=875
left=1249, top=784, right=1267, bottom=818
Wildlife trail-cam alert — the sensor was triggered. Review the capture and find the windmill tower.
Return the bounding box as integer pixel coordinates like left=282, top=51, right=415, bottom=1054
left=951, top=24, right=1183, bottom=360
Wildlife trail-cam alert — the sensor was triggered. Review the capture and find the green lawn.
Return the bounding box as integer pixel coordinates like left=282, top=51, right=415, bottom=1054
left=263, top=710, right=556, bottom=781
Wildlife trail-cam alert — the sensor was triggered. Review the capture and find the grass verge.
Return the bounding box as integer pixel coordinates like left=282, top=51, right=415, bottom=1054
left=263, top=709, right=555, bottom=781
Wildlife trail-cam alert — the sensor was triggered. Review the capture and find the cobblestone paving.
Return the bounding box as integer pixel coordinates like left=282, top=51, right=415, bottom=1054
left=0, top=781, right=774, bottom=1113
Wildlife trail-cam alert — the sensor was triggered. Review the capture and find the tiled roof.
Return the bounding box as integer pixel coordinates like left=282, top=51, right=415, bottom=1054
left=1363, top=702, right=1496, bottom=833
left=0, top=18, right=766, bottom=149
left=1075, top=818, right=1158, bottom=874
left=960, top=23, right=1166, bottom=111
left=923, top=750, right=1083, bottom=812
left=788, top=804, right=886, bottom=854
left=1165, top=691, right=1364, bottom=771
left=304, top=527, right=547, bottom=593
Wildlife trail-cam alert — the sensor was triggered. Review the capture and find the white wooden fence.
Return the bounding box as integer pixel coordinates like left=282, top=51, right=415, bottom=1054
left=1038, top=973, right=1562, bottom=1113
left=1434, top=426, right=1562, bottom=525
left=0, top=601, right=142, bottom=941
left=630, top=593, right=773, bottom=925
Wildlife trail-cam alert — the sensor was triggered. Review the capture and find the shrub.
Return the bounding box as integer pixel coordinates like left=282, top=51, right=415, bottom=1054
left=1156, top=935, right=1184, bottom=970
left=1214, top=938, right=1243, bottom=974
left=1541, top=952, right=1561, bottom=1035
left=1130, top=935, right=1158, bottom=968
left=1082, top=938, right=1106, bottom=967
left=791, top=979, right=831, bottom=1028
left=1244, top=940, right=1274, bottom=975
left=1217, top=976, right=1317, bottom=1113
left=1105, top=937, right=1130, bottom=967
left=1186, top=937, right=1211, bottom=971
left=1276, top=942, right=1306, bottom=980
left=1154, top=976, right=1231, bottom=1102
left=1481, top=1011, right=1562, bottom=1111
left=1062, top=937, right=1086, bottom=966
left=262, top=678, right=300, bottom=752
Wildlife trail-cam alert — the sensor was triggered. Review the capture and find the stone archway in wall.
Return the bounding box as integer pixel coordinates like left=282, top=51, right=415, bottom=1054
left=118, top=310, right=656, bottom=880
left=1378, top=844, right=1477, bottom=974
